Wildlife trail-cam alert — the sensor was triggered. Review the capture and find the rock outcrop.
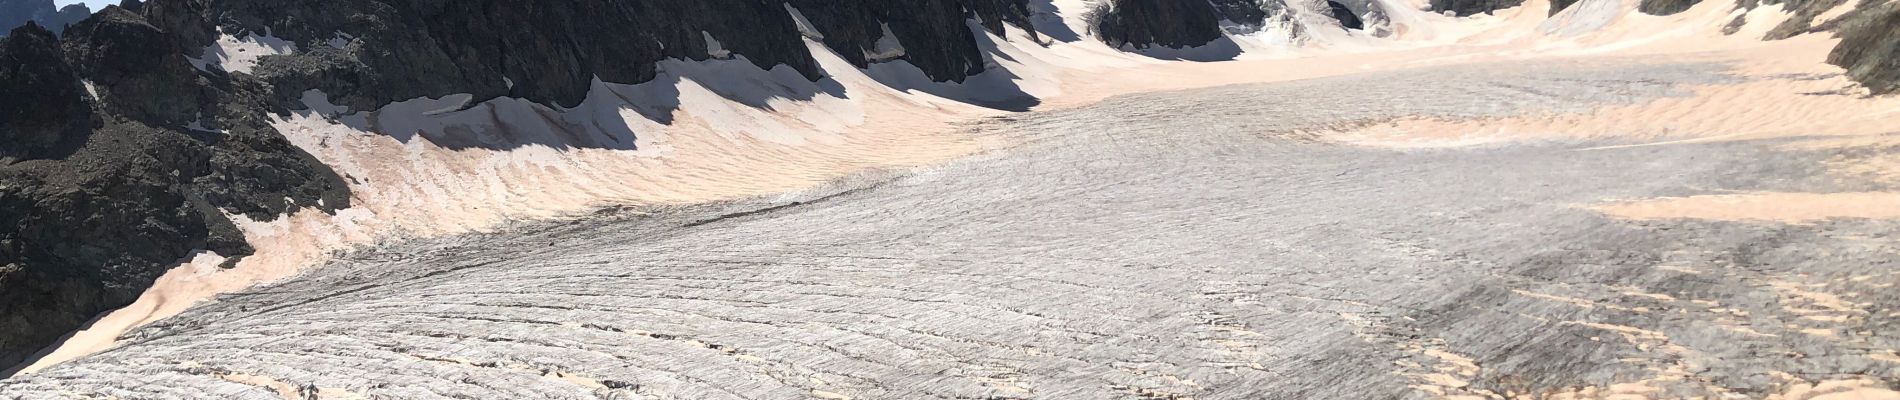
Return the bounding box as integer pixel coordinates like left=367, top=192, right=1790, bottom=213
left=1430, top=0, right=1525, bottom=16
left=1094, top=0, right=1246, bottom=49
left=0, top=7, right=350, bottom=370
left=1757, top=0, right=1854, bottom=38
left=1328, top=1, right=1366, bottom=29
left=1829, top=1, right=1900, bottom=94
left=787, top=0, right=1036, bottom=83
left=0, top=23, right=90, bottom=160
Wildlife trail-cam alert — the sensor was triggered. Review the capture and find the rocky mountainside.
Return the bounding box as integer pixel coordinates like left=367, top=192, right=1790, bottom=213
left=1094, top=0, right=1233, bottom=49
left=0, top=7, right=351, bottom=369
left=0, top=0, right=89, bottom=35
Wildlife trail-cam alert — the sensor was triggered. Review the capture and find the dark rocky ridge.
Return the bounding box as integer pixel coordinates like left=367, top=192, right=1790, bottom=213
left=1757, top=0, right=1858, bottom=39
left=1093, top=0, right=1284, bottom=50
left=1329, top=1, right=1366, bottom=29
left=0, top=0, right=89, bottom=35
left=148, top=0, right=1039, bottom=111
left=1095, top=0, right=1229, bottom=49
left=787, top=0, right=1037, bottom=85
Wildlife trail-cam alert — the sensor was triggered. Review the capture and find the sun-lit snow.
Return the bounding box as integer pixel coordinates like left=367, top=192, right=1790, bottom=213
left=186, top=29, right=297, bottom=74
left=31, top=0, right=1900, bottom=381
left=864, top=23, right=909, bottom=63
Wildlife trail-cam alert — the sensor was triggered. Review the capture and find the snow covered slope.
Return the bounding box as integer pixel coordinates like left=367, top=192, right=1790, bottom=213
left=1, top=0, right=1895, bottom=379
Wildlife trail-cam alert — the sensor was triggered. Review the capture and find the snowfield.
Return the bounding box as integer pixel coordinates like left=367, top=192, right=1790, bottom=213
left=7, top=0, right=1900, bottom=397
left=8, top=59, right=1899, bottom=399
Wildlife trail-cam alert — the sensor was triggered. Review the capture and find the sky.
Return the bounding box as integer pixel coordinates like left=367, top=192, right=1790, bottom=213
left=53, top=0, right=117, bottom=10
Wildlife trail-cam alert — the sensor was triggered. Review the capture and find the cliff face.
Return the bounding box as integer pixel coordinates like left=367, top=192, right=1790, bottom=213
left=1095, top=0, right=1228, bottom=49
left=0, top=23, right=89, bottom=160
left=787, top=0, right=1035, bottom=83
left=141, top=0, right=819, bottom=110
left=1093, top=0, right=1289, bottom=50
left=134, top=0, right=1037, bottom=111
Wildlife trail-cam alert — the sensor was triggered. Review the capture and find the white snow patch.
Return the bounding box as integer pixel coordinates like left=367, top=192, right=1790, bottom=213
left=784, top=4, right=826, bottom=40
left=702, top=31, right=733, bottom=59
left=298, top=89, right=351, bottom=117
left=326, top=31, right=353, bottom=49
left=865, top=23, right=908, bottom=63
left=187, top=30, right=297, bottom=74
left=185, top=114, right=222, bottom=134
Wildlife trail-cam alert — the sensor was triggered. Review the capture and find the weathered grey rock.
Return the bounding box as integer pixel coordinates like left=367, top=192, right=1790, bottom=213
left=0, top=23, right=91, bottom=160
left=143, top=0, right=1043, bottom=111
left=1431, top=0, right=1525, bottom=17
left=787, top=0, right=1036, bottom=83
left=1094, top=0, right=1229, bottom=49
left=1328, top=1, right=1365, bottom=29
left=1828, top=1, right=1900, bottom=94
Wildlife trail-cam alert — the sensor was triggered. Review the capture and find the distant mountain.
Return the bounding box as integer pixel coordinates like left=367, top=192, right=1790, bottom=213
left=0, top=0, right=89, bottom=35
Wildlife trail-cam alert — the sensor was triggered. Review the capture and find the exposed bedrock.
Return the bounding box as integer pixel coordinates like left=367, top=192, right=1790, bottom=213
left=1328, top=1, right=1366, bottom=29
left=143, top=0, right=1039, bottom=111
left=0, top=7, right=348, bottom=371
left=1431, top=0, right=1525, bottom=17
left=1829, top=0, right=1900, bottom=94
left=1093, top=0, right=1235, bottom=49
left=1735, top=0, right=1857, bottom=38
